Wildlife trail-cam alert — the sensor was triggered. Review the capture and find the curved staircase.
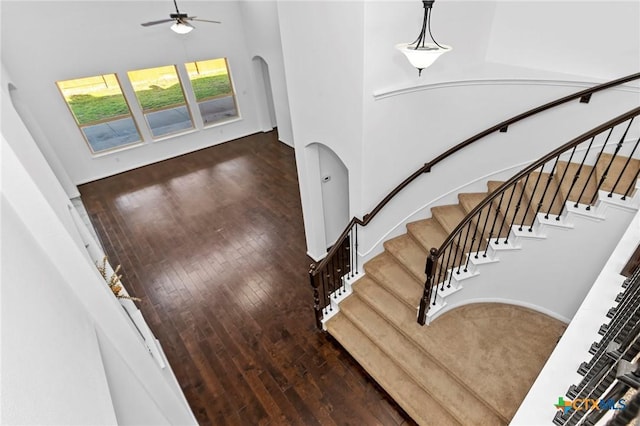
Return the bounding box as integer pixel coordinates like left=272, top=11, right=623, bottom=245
left=324, top=153, right=640, bottom=425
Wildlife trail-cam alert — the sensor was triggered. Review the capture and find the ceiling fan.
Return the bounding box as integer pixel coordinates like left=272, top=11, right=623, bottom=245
left=141, top=0, right=221, bottom=34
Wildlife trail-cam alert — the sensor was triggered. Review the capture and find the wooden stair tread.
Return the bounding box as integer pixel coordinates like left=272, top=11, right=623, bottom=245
left=325, top=311, right=461, bottom=426
left=595, top=153, right=640, bottom=196
left=340, top=290, right=505, bottom=426
left=383, top=234, right=427, bottom=283
left=364, top=252, right=422, bottom=309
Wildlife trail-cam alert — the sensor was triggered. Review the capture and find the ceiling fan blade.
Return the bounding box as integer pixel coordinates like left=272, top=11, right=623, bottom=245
left=141, top=18, right=175, bottom=26
left=188, top=18, right=222, bottom=24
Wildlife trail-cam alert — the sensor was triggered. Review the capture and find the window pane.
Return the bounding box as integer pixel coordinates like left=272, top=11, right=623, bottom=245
left=185, top=58, right=239, bottom=126
left=81, top=117, right=140, bottom=152
left=128, top=65, right=193, bottom=138
left=144, top=105, right=193, bottom=138
left=57, top=74, right=141, bottom=154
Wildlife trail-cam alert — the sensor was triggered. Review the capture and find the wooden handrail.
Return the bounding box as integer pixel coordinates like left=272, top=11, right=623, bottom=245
left=434, top=105, right=640, bottom=257
left=310, top=72, right=640, bottom=276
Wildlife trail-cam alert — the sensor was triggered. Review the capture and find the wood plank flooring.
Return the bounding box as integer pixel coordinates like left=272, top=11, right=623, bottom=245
left=79, top=130, right=415, bottom=426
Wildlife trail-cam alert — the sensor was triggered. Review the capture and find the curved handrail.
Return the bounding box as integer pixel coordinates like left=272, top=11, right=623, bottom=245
left=417, top=104, right=640, bottom=325
left=436, top=105, right=640, bottom=256
left=311, top=72, right=640, bottom=276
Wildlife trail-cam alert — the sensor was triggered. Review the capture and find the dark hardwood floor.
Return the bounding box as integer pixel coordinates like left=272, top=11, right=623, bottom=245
left=79, top=130, right=415, bottom=426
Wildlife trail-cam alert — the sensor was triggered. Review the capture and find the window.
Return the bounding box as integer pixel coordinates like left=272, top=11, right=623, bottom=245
left=185, top=58, right=239, bottom=126
left=127, top=65, right=194, bottom=138
left=57, top=74, right=141, bottom=154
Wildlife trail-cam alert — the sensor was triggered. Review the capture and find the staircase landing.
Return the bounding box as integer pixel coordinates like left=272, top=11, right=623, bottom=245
left=327, top=294, right=565, bottom=425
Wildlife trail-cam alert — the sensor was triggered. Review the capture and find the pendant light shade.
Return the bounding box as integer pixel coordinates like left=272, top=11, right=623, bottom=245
left=397, top=0, right=451, bottom=76
left=395, top=42, right=452, bottom=72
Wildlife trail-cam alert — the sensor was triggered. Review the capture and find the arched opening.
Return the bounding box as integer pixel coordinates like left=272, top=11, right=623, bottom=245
left=307, top=143, right=350, bottom=250
left=7, top=82, right=78, bottom=197
left=252, top=56, right=277, bottom=132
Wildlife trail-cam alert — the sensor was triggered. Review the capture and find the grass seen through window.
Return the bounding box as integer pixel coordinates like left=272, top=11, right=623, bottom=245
left=65, top=75, right=232, bottom=124
left=57, top=73, right=141, bottom=153
left=186, top=58, right=238, bottom=126
left=57, top=58, right=239, bottom=152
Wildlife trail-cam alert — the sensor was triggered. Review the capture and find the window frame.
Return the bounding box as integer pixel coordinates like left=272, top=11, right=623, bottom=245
left=56, top=73, right=143, bottom=155
left=127, top=64, right=196, bottom=140
left=184, top=57, right=240, bottom=128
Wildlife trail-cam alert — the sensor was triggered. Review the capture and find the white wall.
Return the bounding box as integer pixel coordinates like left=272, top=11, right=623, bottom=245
left=486, top=1, right=640, bottom=80
left=7, top=82, right=79, bottom=197
left=278, top=0, right=366, bottom=258
left=1, top=1, right=264, bottom=184
left=1, top=64, right=84, bottom=246
left=1, top=196, right=118, bottom=425
left=1, top=64, right=196, bottom=425
left=239, top=0, right=294, bottom=146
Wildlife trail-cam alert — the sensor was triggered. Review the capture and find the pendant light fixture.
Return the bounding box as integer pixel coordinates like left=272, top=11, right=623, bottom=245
left=396, top=0, right=452, bottom=76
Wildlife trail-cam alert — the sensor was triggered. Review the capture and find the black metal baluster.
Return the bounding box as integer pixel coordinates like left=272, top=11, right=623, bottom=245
left=608, top=134, right=640, bottom=197
left=464, top=211, right=484, bottom=273
left=354, top=223, right=359, bottom=275
left=321, top=266, right=331, bottom=314
left=329, top=256, right=337, bottom=300
left=546, top=148, right=576, bottom=219
left=488, top=191, right=505, bottom=245
left=447, top=231, right=464, bottom=289
left=589, top=120, right=634, bottom=206
left=349, top=228, right=354, bottom=278
left=622, top=165, right=640, bottom=200
left=508, top=178, right=527, bottom=240
left=431, top=257, right=441, bottom=307
left=577, top=127, right=614, bottom=209
left=439, top=247, right=449, bottom=292
left=456, top=222, right=473, bottom=274
left=531, top=157, right=559, bottom=231
left=473, top=206, right=490, bottom=259
left=522, top=165, right=545, bottom=232
left=337, top=237, right=345, bottom=296
left=513, top=173, right=531, bottom=231
left=558, top=139, right=594, bottom=219
left=441, top=245, right=454, bottom=289
left=436, top=251, right=445, bottom=292
left=496, top=184, right=517, bottom=245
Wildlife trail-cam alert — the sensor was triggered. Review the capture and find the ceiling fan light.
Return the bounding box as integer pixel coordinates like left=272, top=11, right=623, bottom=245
left=171, top=21, right=194, bottom=34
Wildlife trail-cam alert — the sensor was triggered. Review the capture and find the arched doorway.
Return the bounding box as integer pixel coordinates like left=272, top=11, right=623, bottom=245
left=252, top=56, right=277, bottom=131
left=314, top=143, right=350, bottom=249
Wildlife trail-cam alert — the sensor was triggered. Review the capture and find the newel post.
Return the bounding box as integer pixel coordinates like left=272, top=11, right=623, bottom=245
left=309, top=264, right=323, bottom=330
left=418, top=247, right=439, bottom=325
